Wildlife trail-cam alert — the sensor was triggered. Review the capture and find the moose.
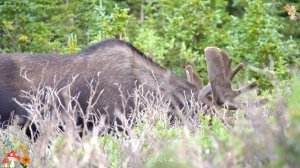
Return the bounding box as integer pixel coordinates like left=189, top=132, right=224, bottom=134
left=0, top=39, right=256, bottom=137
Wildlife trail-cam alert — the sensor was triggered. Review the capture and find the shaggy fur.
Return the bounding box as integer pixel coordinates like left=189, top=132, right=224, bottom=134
left=0, top=39, right=199, bottom=132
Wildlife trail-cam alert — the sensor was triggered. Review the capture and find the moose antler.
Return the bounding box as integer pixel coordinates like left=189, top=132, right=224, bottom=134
left=204, top=47, right=257, bottom=109
left=185, top=65, right=204, bottom=90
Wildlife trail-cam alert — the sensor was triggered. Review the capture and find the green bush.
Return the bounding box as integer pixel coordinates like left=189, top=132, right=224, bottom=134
left=226, top=1, right=298, bottom=89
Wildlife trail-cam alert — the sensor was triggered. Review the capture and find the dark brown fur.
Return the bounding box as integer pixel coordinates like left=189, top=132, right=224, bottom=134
left=0, top=39, right=199, bottom=134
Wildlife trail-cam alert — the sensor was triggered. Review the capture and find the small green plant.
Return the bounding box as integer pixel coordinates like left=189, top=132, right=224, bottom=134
left=64, top=34, right=80, bottom=54
left=92, top=5, right=130, bottom=42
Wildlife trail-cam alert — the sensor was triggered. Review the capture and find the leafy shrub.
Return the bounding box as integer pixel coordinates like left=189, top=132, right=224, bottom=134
left=91, top=5, right=130, bottom=41
left=226, top=1, right=299, bottom=89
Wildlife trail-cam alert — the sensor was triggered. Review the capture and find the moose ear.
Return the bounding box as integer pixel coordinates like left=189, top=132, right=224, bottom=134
left=185, top=65, right=203, bottom=89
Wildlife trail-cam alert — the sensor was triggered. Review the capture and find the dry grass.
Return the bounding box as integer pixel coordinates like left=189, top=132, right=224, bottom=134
left=0, top=77, right=296, bottom=168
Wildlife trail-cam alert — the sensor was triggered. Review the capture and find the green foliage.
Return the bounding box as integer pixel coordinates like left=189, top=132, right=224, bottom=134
left=98, top=135, right=121, bottom=167
left=284, top=74, right=300, bottom=167
left=0, top=1, right=298, bottom=89
left=92, top=5, right=130, bottom=41
left=137, top=0, right=298, bottom=87
left=145, top=142, right=192, bottom=168
left=132, top=28, right=168, bottom=65
left=64, top=34, right=80, bottom=54
left=226, top=1, right=298, bottom=88
left=0, top=0, right=98, bottom=53
left=139, top=0, right=230, bottom=77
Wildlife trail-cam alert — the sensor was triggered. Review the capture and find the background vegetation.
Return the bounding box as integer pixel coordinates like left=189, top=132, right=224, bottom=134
left=0, top=0, right=299, bottom=168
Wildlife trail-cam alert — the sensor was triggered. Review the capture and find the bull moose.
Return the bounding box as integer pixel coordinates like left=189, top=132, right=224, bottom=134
left=0, top=39, right=256, bottom=137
